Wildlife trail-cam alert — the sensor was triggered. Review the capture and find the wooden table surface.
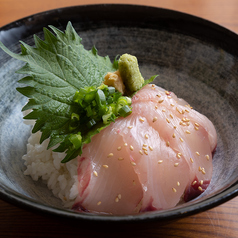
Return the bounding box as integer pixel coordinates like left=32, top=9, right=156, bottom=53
left=0, top=0, right=238, bottom=237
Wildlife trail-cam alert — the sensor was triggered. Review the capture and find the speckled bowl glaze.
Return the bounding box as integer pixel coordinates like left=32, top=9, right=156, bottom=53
left=0, top=4, right=237, bottom=222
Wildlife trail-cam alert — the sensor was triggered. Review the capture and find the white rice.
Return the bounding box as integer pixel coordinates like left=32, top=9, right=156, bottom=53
left=22, top=130, right=79, bottom=208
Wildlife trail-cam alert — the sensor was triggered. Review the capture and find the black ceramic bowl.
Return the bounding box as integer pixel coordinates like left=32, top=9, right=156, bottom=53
left=0, top=4, right=237, bottom=223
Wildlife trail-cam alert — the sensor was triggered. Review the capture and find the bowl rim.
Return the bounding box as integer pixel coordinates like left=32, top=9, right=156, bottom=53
left=0, top=181, right=237, bottom=222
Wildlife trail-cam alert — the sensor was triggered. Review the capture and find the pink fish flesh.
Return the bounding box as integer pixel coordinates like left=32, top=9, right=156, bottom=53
left=72, top=84, right=217, bottom=215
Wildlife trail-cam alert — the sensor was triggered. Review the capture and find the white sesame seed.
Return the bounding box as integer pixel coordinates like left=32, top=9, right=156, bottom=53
left=117, top=146, right=122, bottom=151
left=177, top=182, right=180, bottom=186
left=182, top=117, right=190, bottom=122
left=143, top=144, right=147, bottom=147
left=190, top=158, right=194, bottom=163
left=131, top=161, right=136, bottom=166
left=195, top=126, right=199, bottom=131
left=124, top=143, right=128, bottom=147
left=177, top=153, right=182, bottom=159
left=165, top=91, right=170, bottom=95
left=179, top=138, right=184, bottom=142
left=176, top=107, right=182, bottom=114
left=195, top=123, right=199, bottom=127
left=144, top=150, right=149, bottom=155
left=145, top=134, right=149, bottom=139
left=166, top=118, right=170, bottom=123
left=149, top=146, right=153, bottom=151
left=185, top=130, right=191, bottom=134
left=198, top=186, right=203, bottom=192
left=192, top=181, right=197, bottom=185
left=205, top=155, right=210, bottom=160
left=185, top=104, right=193, bottom=109
left=162, top=109, right=166, bottom=112
left=174, top=163, right=179, bottom=167
left=107, top=153, right=113, bottom=157
left=158, top=160, right=163, bottom=164
left=156, top=94, right=161, bottom=98
left=93, top=171, right=98, bottom=177
left=196, top=152, right=200, bottom=156
left=115, top=197, right=119, bottom=202
left=172, top=188, right=177, bottom=193
left=166, top=141, right=170, bottom=147
left=170, top=114, right=174, bottom=119
left=103, top=165, right=109, bottom=169
left=118, top=157, right=124, bottom=161
left=139, top=150, right=143, bottom=155
left=153, top=117, right=158, bottom=122
left=170, top=103, right=175, bottom=107
left=180, top=122, right=187, bottom=126
left=172, top=133, right=176, bottom=138
left=97, top=201, right=101, bottom=206
left=130, top=145, right=134, bottom=151
left=118, top=194, right=122, bottom=199
left=200, top=180, right=204, bottom=185
left=167, top=96, right=172, bottom=99
left=158, top=99, right=164, bottom=103
left=155, top=105, right=158, bottom=109
left=128, top=126, right=133, bottom=129
left=139, top=117, right=145, bottom=122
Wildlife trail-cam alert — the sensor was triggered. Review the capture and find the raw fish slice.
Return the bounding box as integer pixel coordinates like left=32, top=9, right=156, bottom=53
left=115, top=114, right=191, bottom=211
left=73, top=84, right=217, bottom=214
left=133, top=85, right=217, bottom=151
left=131, top=100, right=213, bottom=183
left=131, top=84, right=216, bottom=199
left=132, top=85, right=216, bottom=174
left=73, top=125, right=143, bottom=215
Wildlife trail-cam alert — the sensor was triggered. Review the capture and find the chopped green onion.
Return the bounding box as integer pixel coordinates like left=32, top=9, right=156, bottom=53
left=87, top=119, right=97, bottom=128
left=86, top=105, right=93, bottom=117
left=84, top=91, right=96, bottom=103
left=118, top=105, right=132, bottom=117
left=96, top=89, right=106, bottom=105
left=71, top=113, right=80, bottom=121
left=69, top=133, right=82, bottom=150
left=108, top=86, right=115, bottom=95
left=67, top=84, right=132, bottom=156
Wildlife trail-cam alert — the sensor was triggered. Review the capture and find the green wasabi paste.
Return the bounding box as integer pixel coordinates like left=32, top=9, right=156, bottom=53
left=118, top=54, right=144, bottom=92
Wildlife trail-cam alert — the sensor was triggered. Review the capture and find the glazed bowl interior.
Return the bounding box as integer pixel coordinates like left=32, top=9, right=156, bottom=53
left=0, top=4, right=237, bottom=222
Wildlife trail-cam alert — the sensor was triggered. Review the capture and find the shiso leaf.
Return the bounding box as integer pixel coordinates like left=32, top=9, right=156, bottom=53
left=0, top=22, right=118, bottom=162
left=142, top=75, right=158, bottom=87
left=0, top=22, right=157, bottom=163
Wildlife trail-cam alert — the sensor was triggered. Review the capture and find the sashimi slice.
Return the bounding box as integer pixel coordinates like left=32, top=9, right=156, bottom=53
left=73, top=84, right=217, bottom=214
left=72, top=125, right=143, bottom=215
left=114, top=114, right=191, bottom=211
